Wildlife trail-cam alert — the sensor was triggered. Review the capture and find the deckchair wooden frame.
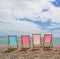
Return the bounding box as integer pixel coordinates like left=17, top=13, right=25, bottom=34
left=43, top=34, right=53, bottom=49
left=8, top=35, right=19, bottom=51
left=21, top=35, right=31, bottom=50
left=32, top=33, right=42, bottom=49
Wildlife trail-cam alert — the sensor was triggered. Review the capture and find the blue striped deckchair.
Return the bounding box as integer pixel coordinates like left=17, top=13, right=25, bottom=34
left=8, top=35, right=19, bottom=51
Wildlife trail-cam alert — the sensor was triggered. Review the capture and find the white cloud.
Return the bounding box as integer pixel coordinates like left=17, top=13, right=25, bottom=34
left=0, top=0, right=60, bottom=36
left=0, top=0, right=60, bottom=22
left=47, top=23, right=60, bottom=29
left=0, top=19, right=44, bottom=34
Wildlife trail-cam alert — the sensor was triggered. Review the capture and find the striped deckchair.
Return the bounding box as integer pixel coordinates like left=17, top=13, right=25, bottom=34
left=43, top=34, right=53, bottom=49
left=32, top=34, right=42, bottom=50
left=21, top=35, right=31, bottom=50
left=8, top=35, right=19, bottom=51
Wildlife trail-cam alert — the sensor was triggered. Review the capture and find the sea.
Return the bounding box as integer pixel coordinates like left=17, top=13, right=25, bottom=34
left=0, top=36, right=60, bottom=47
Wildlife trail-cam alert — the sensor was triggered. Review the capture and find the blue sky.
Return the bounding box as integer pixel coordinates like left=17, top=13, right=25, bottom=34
left=0, top=0, right=60, bottom=37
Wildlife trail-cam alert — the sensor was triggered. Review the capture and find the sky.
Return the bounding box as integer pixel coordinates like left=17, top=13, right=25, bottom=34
left=0, top=0, right=60, bottom=37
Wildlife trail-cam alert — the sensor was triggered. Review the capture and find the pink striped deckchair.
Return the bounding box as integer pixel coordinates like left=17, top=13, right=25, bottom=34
left=21, top=35, right=30, bottom=50
left=43, top=34, right=53, bottom=49
left=32, top=34, right=42, bottom=50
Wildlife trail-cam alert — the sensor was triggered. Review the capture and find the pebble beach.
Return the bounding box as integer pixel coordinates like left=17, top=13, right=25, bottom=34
left=0, top=46, right=60, bottom=59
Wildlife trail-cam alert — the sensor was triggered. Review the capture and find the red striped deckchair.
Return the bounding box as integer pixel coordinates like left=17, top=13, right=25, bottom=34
left=43, top=34, right=53, bottom=49
left=21, top=35, right=31, bottom=50
left=32, top=34, right=42, bottom=50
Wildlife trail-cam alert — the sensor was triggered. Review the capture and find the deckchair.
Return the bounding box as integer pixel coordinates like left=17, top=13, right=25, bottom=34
left=32, top=34, right=42, bottom=50
left=43, top=34, right=53, bottom=50
left=21, top=35, right=31, bottom=51
left=8, top=35, right=19, bottom=51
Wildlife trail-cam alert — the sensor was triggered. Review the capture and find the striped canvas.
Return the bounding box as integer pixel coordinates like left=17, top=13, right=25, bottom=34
left=44, top=34, right=52, bottom=43
left=22, top=35, right=30, bottom=45
left=9, top=36, right=17, bottom=47
left=33, top=34, right=41, bottom=44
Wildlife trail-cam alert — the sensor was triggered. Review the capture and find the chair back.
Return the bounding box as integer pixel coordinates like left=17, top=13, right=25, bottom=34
left=8, top=35, right=18, bottom=49
left=32, top=34, right=41, bottom=47
left=44, top=34, right=52, bottom=44
left=21, top=35, right=30, bottom=48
